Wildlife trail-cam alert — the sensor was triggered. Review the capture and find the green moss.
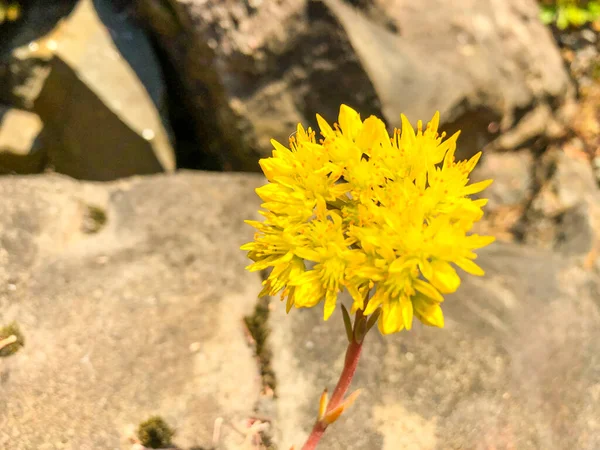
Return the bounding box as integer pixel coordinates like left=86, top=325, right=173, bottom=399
left=244, top=297, right=276, bottom=394
left=539, top=0, right=600, bottom=29
left=0, top=322, right=24, bottom=357
left=137, top=416, right=175, bottom=449
left=81, top=204, right=107, bottom=234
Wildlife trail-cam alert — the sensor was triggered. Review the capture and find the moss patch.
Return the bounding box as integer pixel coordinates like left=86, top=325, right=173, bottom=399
left=137, top=416, right=175, bottom=449
left=244, top=296, right=276, bottom=394
left=0, top=322, right=24, bottom=357
left=81, top=204, right=107, bottom=234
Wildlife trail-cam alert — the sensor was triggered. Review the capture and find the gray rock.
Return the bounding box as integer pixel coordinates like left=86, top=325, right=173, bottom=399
left=524, top=148, right=600, bottom=255
left=137, top=0, right=383, bottom=171
left=138, top=0, right=574, bottom=169
left=327, top=0, right=573, bottom=158
left=0, top=106, right=46, bottom=174
left=0, top=172, right=266, bottom=449
left=468, top=150, right=534, bottom=242
left=472, top=150, right=534, bottom=211
left=36, top=0, right=176, bottom=181
left=269, top=243, right=600, bottom=450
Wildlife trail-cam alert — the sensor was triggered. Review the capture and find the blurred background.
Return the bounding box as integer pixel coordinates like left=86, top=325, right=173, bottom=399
left=0, top=1, right=599, bottom=449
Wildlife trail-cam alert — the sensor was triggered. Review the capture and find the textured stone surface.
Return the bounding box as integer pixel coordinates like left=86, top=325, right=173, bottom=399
left=136, top=0, right=382, bottom=171
left=34, top=0, right=175, bottom=180
left=0, top=172, right=265, bottom=450
left=469, top=150, right=534, bottom=241
left=139, top=0, right=574, bottom=169
left=270, top=243, right=600, bottom=450
left=520, top=148, right=600, bottom=257
left=1, top=168, right=599, bottom=449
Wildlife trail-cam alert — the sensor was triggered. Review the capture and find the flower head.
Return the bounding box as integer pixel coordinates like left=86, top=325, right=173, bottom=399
left=241, top=105, right=494, bottom=334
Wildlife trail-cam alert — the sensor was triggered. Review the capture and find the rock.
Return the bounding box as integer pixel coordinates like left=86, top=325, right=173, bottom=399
left=470, top=150, right=534, bottom=241
left=0, top=172, right=266, bottom=449
left=522, top=147, right=600, bottom=256
left=0, top=0, right=176, bottom=180
left=473, top=150, right=534, bottom=210
left=327, top=0, right=573, bottom=158
left=269, top=243, right=600, bottom=450
left=0, top=106, right=46, bottom=174
left=138, top=0, right=574, bottom=169
left=136, top=0, right=383, bottom=171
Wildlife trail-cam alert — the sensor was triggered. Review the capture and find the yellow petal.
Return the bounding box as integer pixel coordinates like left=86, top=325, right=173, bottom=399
left=317, top=113, right=335, bottom=139
left=378, top=301, right=404, bottom=335
left=401, top=296, right=414, bottom=330
left=414, top=297, right=445, bottom=328
left=338, top=104, right=362, bottom=139
left=323, top=290, right=338, bottom=320
left=463, top=179, right=493, bottom=195
left=466, top=234, right=496, bottom=249
left=356, top=116, right=387, bottom=150
left=429, top=260, right=461, bottom=294
left=413, top=278, right=444, bottom=302
left=429, top=111, right=440, bottom=133
left=347, top=283, right=367, bottom=311
left=286, top=287, right=296, bottom=313
left=400, top=114, right=417, bottom=146
left=364, top=288, right=385, bottom=315
left=455, top=257, right=485, bottom=276
left=293, top=275, right=324, bottom=308
left=465, top=151, right=483, bottom=172
left=418, top=259, right=433, bottom=280
left=294, top=247, right=321, bottom=262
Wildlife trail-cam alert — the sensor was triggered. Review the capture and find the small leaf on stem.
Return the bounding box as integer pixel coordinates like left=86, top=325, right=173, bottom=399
left=318, top=389, right=329, bottom=420
left=321, top=389, right=362, bottom=425
left=366, top=308, right=381, bottom=333
left=354, top=316, right=367, bottom=343
left=341, top=304, right=353, bottom=342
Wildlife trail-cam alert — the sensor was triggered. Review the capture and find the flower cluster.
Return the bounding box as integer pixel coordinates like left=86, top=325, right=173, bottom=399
left=242, top=105, right=494, bottom=334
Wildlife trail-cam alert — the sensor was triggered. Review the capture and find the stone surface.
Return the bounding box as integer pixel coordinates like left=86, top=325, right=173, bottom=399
left=0, top=106, right=46, bottom=174
left=329, top=0, right=573, bottom=157
left=35, top=0, right=175, bottom=180
left=521, top=147, right=600, bottom=256
left=1, top=168, right=599, bottom=449
left=136, top=0, right=382, bottom=171
left=0, top=0, right=176, bottom=180
left=138, top=0, right=574, bottom=169
left=0, top=172, right=266, bottom=450
left=472, top=151, right=534, bottom=210
left=270, top=243, right=600, bottom=450
left=469, top=150, right=534, bottom=242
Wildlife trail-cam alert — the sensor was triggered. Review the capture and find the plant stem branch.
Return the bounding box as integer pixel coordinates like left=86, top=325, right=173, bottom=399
left=300, top=310, right=365, bottom=450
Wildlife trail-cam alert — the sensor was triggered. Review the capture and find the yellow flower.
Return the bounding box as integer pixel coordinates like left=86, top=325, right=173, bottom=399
left=242, top=105, right=495, bottom=334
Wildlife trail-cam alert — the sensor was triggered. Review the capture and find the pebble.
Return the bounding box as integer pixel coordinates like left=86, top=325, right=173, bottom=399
left=581, top=29, right=597, bottom=44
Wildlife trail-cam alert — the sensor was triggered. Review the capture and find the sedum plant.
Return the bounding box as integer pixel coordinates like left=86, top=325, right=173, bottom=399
left=242, top=105, right=494, bottom=449
left=539, top=0, right=600, bottom=29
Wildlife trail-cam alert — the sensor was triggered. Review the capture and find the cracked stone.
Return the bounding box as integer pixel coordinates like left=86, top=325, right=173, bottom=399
left=0, top=172, right=266, bottom=450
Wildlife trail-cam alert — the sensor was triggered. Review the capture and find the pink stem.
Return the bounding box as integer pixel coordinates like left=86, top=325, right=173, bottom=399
left=300, top=334, right=363, bottom=450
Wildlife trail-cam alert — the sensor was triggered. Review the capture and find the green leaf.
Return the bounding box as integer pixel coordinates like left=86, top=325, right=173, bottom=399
left=556, top=8, right=570, bottom=29
left=353, top=315, right=367, bottom=343
left=588, top=2, right=600, bottom=19
left=366, top=308, right=381, bottom=333
left=565, top=5, right=589, bottom=26
left=341, top=304, right=353, bottom=343
left=540, top=5, right=557, bottom=24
